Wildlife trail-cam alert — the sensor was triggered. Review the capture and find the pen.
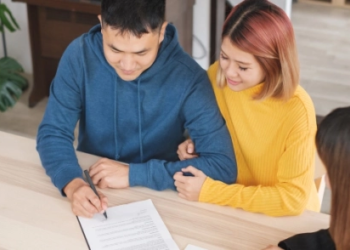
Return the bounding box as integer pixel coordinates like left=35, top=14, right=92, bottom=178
left=83, top=170, right=108, bottom=219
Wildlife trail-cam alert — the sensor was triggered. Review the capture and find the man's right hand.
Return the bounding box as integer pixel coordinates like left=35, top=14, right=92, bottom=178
left=177, top=139, right=198, bottom=160
left=63, top=178, right=108, bottom=218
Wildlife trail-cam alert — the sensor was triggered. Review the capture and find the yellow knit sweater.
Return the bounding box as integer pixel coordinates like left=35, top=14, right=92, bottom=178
left=199, top=62, right=320, bottom=216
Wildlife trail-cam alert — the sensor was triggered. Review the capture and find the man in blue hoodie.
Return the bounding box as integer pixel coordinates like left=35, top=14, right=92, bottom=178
left=37, top=0, right=237, bottom=218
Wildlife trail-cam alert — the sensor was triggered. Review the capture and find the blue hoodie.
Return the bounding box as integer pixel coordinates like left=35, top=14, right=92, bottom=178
left=37, top=24, right=237, bottom=193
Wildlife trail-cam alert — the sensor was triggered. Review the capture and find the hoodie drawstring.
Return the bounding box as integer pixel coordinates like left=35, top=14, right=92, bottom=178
left=114, top=77, right=120, bottom=159
left=137, top=79, right=144, bottom=162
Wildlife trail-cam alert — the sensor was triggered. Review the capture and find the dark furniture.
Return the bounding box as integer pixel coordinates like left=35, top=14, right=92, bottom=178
left=210, top=0, right=226, bottom=64
left=209, top=0, right=233, bottom=64
left=13, top=0, right=195, bottom=107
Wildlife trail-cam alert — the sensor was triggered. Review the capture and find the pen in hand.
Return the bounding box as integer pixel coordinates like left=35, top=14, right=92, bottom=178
left=84, top=170, right=108, bottom=219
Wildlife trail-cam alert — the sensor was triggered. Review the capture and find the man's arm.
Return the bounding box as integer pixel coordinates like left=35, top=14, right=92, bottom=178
left=129, top=72, right=237, bottom=190
left=36, top=38, right=108, bottom=218
left=37, top=39, right=84, bottom=194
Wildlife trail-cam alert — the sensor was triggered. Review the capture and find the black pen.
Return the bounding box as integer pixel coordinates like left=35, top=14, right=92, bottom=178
left=84, top=170, right=108, bottom=219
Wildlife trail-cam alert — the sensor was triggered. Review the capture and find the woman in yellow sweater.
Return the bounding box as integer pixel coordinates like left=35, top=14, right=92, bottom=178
left=174, top=0, right=320, bottom=216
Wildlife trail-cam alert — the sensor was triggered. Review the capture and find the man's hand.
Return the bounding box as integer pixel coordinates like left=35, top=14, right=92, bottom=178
left=261, top=245, right=283, bottom=250
left=64, top=178, right=108, bottom=218
left=174, top=166, right=207, bottom=201
left=89, top=158, right=129, bottom=189
left=177, top=139, right=198, bottom=160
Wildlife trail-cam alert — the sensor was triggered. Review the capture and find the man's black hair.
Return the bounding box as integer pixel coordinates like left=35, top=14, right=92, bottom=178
left=101, top=0, right=166, bottom=36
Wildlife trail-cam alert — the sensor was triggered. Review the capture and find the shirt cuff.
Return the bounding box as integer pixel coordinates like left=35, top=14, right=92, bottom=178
left=54, top=165, right=84, bottom=196
left=129, top=163, right=148, bottom=187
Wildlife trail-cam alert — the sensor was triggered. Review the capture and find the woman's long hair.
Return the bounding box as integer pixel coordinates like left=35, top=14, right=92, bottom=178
left=316, top=107, right=350, bottom=250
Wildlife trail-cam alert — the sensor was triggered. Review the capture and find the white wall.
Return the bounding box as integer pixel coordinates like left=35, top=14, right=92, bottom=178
left=0, top=0, right=32, bottom=73
left=192, top=0, right=210, bottom=70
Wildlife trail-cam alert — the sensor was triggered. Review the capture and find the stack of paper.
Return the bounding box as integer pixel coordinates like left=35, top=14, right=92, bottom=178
left=78, top=199, right=179, bottom=250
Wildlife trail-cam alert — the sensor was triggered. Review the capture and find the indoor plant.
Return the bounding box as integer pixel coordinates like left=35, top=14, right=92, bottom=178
left=0, top=0, right=28, bottom=112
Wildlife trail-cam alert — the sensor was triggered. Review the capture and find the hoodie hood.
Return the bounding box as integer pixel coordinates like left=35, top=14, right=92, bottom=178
left=87, top=23, right=181, bottom=81
left=84, top=23, right=183, bottom=162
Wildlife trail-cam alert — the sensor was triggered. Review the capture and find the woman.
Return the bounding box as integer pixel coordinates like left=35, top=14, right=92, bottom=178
left=174, top=0, right=320, bottom=216
left=263, top=107, right=350, bottom=250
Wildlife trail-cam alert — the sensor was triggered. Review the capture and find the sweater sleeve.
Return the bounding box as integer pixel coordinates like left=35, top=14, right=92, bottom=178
left=129, top=72, right=237, bottom=190
left=199, top=125, right=318, bottom=216
left=36, top=39, right=84, bottom=195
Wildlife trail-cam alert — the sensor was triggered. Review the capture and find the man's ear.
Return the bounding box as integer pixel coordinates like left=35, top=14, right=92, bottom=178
left=98, top=15, right=102, bottom=25
left=158, top=22, right=168, bottom=44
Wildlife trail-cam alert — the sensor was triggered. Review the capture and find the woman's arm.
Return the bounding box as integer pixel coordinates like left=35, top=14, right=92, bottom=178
left=199, top=131, right=317, bottom=216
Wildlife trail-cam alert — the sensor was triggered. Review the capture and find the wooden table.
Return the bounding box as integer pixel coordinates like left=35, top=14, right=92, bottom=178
left=12, top=0, right=195, bottom=108
left=0, top=131, right=330, bottom=250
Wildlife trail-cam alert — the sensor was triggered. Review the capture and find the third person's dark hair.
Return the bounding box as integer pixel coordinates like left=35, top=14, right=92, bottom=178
left=316, top=106, right=350, bottom=250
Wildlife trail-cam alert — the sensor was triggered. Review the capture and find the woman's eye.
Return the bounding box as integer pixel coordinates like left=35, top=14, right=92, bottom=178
left=220, top=54, right=228, bottom=60
left=239, top=67, right=248, bottom=71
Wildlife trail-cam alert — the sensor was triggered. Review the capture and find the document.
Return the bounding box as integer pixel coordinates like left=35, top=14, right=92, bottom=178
left=78, top=199, right=179, bottom=250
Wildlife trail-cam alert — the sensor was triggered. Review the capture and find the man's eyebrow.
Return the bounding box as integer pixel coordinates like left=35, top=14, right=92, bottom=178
left=108, top=44, right=122, bottom=52
left=108, top=44, right=149, bottom=54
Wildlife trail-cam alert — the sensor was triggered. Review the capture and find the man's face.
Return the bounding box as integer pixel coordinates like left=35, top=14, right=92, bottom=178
left=101, top=23, right=166, bottom=81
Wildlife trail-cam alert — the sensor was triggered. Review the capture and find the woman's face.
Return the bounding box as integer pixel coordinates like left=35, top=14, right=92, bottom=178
left=219, top=37, right=266, bottom=92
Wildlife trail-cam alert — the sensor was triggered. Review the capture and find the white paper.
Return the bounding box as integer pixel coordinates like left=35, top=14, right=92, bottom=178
left=78, top=199, right=179, bottom=250
left=184, top=245, right=207, bottom=250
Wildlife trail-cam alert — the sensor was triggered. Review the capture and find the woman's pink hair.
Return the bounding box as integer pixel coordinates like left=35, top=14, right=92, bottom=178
left=217, top=0, right=299, bottom=100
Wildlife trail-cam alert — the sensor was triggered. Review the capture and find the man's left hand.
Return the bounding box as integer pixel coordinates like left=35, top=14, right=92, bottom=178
left=89, top=158, right=129, bottom=189
left=174, top=166, right=207, bottom=201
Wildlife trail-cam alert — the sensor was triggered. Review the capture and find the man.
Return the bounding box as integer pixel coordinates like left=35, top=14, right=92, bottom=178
left=37, top=0, right=236, bottom=218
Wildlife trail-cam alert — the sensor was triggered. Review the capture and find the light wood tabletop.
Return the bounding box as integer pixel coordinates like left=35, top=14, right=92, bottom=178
left=0, top=131, right=330, bottom=250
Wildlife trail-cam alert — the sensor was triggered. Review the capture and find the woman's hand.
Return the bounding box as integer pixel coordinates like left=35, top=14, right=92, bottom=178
left=174, top=166, right=207, bottom=201
left=177, top=139, right=198, bottom=160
